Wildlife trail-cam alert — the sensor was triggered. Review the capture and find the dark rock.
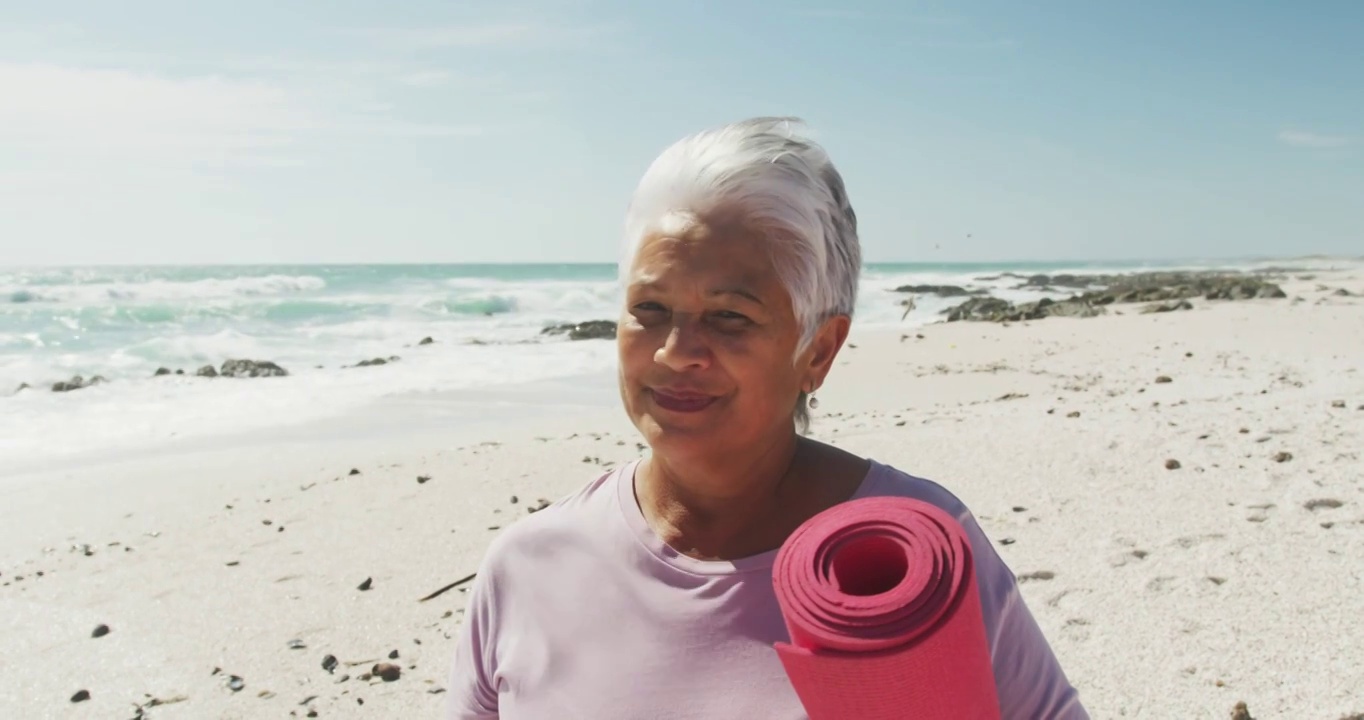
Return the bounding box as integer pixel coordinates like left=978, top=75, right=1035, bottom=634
left=92, top=624, right=110, bottom=638
left=388, top=649, right=399, bottom=659
left=942, top=296, right=1103, bottom=323
left=52, top=375, right=106, bottom=392
left=1155, top=376, right=1172, bottom=384
left=227, top=675, right=245, bottom=692
left=542, top=320, right=617, bottom=341
left=1304, top=498, right=1343, bottom=511
left=1272, top=451, right=1293, bottom=463
left=196, top=365, right=218, bottom=378
left=15, top=382, right=30, bottom=392
left=419, top=336, right=435, bottom=345
left=417, top=475, right=431, bottom=484
left=322, top=654, right=339, bottom=674
left=1332, top=288, right=1352, bottom=297
left=1140, top=300, right=1194, bottom=314
left=1020, top=274, right=1094, bottom=289
left=288, top=639, right=306, bottom=650
left=1330, top=400, right=1346, bottom=408
left=357, top=577, right=373, bottom=591
left=892, top=284, right=983, bottom=297
left=220, top=359, right=288, bottom=378
left=1230, top=700, right=1253, bottom=720
left=153, top=367, right=172, bottom=377
left=175, top=369, right=184, bottom=375
left=1165, top=459, right=1182, bottom=470
left=1066, top=411, right=1081, bottom=418
left=372, top=662, right=402, bottom=682
left=942, top=296, right=1013, bottom=322
left=71, top=690, right=90, bottom=703
left=355, top=357, right=391, bottom=367
left=349, top=468, right=361, bottom=476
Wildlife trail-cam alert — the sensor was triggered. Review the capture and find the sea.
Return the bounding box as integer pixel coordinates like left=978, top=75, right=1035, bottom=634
left=0, top=259, right=1324, bottom=470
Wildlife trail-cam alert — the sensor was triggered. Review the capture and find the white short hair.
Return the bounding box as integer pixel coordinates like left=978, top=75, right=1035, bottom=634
left=619, top=116, right=862, bottom=358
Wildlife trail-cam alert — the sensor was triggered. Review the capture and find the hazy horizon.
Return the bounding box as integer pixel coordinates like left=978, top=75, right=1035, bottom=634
left=6, top=253, right=1364, bottom=271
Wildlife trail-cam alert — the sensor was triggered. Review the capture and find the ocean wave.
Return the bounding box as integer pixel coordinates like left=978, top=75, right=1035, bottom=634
left=1, top=274, right=328, bottom=305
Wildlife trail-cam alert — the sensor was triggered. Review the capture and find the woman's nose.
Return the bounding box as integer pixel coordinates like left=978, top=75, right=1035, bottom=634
left=654, top=319, right=711, bottom=371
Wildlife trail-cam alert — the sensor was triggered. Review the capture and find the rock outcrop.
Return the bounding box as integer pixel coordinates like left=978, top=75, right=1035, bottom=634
left=941, top=272, right=1286, bottom=324
left=219, top=359, right=289, bottom=378
left=542, top=320, right=617, bottom=341
left=52, top=375, right=107, bottom=393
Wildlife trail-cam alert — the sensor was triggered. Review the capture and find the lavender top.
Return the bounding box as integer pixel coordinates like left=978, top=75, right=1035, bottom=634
left=446, top=459, right=1088, bottom=719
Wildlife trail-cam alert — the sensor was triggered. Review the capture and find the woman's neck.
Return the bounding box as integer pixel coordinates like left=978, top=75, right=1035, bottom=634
left=635, top=433, right=817, bottom=561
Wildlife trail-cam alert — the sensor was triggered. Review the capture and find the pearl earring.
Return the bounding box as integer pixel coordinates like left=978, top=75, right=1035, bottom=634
left=808, top=392, right=819, bottom=410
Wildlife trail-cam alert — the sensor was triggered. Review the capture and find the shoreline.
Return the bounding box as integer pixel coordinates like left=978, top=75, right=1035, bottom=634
left=0, top=267, right=1361, bottom=717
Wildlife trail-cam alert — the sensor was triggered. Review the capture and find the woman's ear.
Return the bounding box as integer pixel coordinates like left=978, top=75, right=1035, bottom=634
left=803, top=314, right=852, bottom=388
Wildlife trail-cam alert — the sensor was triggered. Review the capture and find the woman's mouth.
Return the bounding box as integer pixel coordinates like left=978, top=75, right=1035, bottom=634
left=649, top=388, right=718, bottom=413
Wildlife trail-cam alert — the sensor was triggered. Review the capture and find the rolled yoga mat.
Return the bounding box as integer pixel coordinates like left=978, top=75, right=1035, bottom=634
left=772, top=496, right=1002, bottom=720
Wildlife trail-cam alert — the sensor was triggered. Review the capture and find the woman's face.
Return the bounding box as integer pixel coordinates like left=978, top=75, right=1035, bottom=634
left=617, top=216, right=846, bottom=461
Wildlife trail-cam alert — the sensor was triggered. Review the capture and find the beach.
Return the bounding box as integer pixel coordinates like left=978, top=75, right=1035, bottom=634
left=2, top=262, right=1362, bottom=718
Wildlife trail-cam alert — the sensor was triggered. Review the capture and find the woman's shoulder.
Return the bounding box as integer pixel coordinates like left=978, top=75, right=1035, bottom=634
left=474, top=462, right=633, bottom=577
left=859, top=459, right=973, bottom=520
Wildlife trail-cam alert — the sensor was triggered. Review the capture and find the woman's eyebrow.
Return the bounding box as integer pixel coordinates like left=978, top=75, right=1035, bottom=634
left=709, top=287, right=765, bottom=306
left=629, top=278, right=764, bottom=306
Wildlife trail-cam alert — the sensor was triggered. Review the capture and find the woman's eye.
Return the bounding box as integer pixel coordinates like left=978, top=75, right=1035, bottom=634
left=632, top=302, right=666, bottom=313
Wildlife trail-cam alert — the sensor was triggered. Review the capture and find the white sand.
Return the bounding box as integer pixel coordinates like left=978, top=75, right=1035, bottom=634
left=2, top=269, right=1362, bottom=718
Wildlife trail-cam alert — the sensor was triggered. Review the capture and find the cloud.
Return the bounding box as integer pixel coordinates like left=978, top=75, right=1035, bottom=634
left=1278, top=130, right=1354, bottom=148
left=0, top=62, right=483, bottom=171
left=398, top=70, right=452, bottom=87
left=218, top=57, right=401, bottom=77
left=0, top=62, right=311, bottom=165
left=335, top=21, right=619, bottom=51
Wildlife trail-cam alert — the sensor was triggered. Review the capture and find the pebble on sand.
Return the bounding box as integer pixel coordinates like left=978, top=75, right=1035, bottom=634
left=357, top=577, right=373, bottom=591
left=349, top=468, right=361, bottom=476
left=92, top=624, right=110, bottom=638
left=1155, top=375, right=1173, bottom=384
left=1272, top=451, right=1293, bottom=463
left=1230, top=700, right=1254, bottom=720
left=70, top=690, right=90, bottom=703
left=372, top=662, right=402, bottom=682
left=1165, top=459, right=1182, bottom=470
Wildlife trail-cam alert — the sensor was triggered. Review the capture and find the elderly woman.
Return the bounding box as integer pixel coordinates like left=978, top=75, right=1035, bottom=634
left=447, top=118, right=1087, bottom=719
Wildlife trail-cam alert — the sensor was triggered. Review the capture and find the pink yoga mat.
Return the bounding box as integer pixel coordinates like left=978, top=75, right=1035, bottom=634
left=772, top=496, right=1001, bottom=720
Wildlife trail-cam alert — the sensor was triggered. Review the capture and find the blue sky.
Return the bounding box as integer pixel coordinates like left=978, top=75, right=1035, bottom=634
left=1, top=0, right=1360, bottom=265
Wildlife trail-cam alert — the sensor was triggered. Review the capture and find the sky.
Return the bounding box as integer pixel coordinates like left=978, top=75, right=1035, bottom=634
left=0, top=0, right=1360, bottom=266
